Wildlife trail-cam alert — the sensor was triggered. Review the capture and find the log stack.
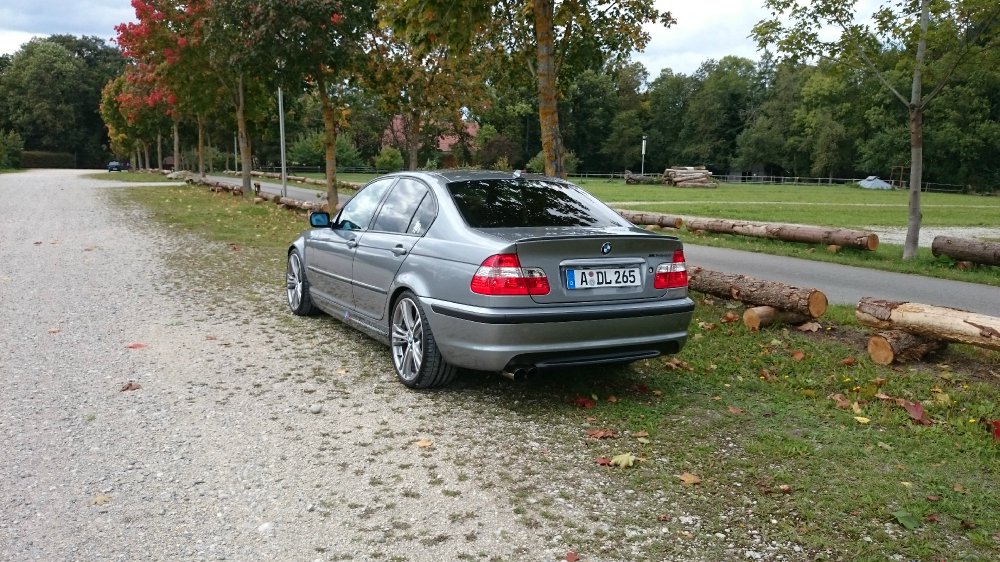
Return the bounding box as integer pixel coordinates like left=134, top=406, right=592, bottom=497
left=624, top=170, right=664, bottom=185
left=931, top=236, right=1000, bottom=266
left=665, top=166, right=715, bottom=188
left=856, top=297, right=1000, bottom=363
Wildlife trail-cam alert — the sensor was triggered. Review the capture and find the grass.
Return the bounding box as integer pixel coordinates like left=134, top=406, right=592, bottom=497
left=112, top=182, right=1000, bottom=561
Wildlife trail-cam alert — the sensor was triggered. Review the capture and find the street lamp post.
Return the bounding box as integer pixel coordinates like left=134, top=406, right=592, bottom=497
left=641, top=135, right=647, bottom=176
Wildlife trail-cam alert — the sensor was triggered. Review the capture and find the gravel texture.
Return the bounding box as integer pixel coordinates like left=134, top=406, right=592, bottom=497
left=1, top=170, right=812, bottom=562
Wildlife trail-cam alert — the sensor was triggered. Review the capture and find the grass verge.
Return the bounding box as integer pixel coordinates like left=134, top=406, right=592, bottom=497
left=86, top=171, right=176, bottom=182
left=113, top=182, right=1000, bottom=561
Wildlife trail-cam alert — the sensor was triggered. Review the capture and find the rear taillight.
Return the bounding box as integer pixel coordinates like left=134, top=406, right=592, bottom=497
left=654, top=249, right=687, bottom=289
left=470, top=254, right=550, bottom=295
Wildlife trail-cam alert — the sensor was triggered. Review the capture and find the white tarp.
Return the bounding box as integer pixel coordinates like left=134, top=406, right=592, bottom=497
left=859, top=176, right=893, bottom=189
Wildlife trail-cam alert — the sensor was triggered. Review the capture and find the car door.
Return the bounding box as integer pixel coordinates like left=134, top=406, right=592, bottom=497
left=304, top=178, right=395, bottom=310
left=352, top=178, right=438, bottom=320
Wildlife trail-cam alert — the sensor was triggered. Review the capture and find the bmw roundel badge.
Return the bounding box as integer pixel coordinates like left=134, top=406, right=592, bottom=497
left=601, top=242, right=612, bottom=255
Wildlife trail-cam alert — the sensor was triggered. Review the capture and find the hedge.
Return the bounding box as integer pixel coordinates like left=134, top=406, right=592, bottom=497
left=21, top=151, right=77, bottom=169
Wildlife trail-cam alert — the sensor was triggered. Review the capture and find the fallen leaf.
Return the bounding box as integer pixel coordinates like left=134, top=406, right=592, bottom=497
left=120, top=382, right=141, bottom=391
left=961, top=520, right=977, bottom=530
left=48, top=328, right=61, bottom=334
left=678, top=472, right=701, bottom=485
left=777, top=484, right=792, bottom=494
left=697, top=321, right=717, bottom=331
left=205, top=335, right=218, bottom=341
left=841, top=356, right=857, bottom=366
left=926, top=495, right=941, bottom=502
left=892, top=510, right=920, bottom=530
left=336, top=368, right=348, bottom=376
left=630, top=383, right=651, bottom=395
left=900, top=481, right=912, bottom=488
left=854, top=416, right=871, bottom=425
left=953, top=483, right=967, bottom=494
left=990, top=420, right=1000, bottom=442
left=228, top=243, right=241, bottom=251
left=90, top=495, right=112, bottom=506
left=664, top=357, right=689, bottom=370
left=727, top=406, right=745, bottom=415
left=585, top=428, right=618, bottom=440
left=932, top=392, right=951, bottom=406
left=877, top=441, right=893, bottom=451
left=33, top=241, right=43, bottom=245
left=721, top=311, right=739, bottom=324
left=594, top=457, right=612, bottom=466
left=635, top=437, right=650, bottom=444
left=829, top=393, right=852, bottom=409
left=872, top=377, right=887, bottom=387
left=903, top=400, right=933, bottom=426
left=606, top=395, right=618, bottom=404
left=631, top=431, right=649, bottom=438
left=573, top=396, right=597, bottom=409
left=851, top=402, right=863, bottom=414
left=126, top=342, right=147, bottom=349
left=651, top=389, right=663, bottom=396
left=565, top=552, right=581, bottom=562
left=790, top=350, right=806, bottom=362
left=414, top=439, right=433, bottom=448
left=657, top=513, right=671, bottom=522
left=610, top=452, right=636, bottom=468
left=797, top=322, right=821, bottom=332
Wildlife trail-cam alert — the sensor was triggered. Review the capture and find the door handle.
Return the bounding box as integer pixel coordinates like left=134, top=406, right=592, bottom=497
left=346, top=238, right=358, bottom=249
left=391, top=245, right=408, bottom=256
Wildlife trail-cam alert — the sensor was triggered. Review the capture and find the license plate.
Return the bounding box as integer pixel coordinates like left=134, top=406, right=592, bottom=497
left=566, top=267, right=641, bottom=289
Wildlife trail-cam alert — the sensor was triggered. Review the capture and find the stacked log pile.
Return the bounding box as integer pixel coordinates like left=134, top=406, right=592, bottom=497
left=685, top=218, right=879, bottom=251
left=856, top=297, right=1000, bottom=364
left=623, top=170, right=663, bottom=185
left=931, top=236, right=1000, bottom=266
left=665, top=166, right=715, bottom=188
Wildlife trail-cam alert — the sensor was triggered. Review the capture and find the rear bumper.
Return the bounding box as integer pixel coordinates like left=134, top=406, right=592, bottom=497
left=422, top=296, right=695, bottom=372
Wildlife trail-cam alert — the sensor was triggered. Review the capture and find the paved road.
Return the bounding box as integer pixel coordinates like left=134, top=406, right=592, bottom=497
left=686, top=244, right=999, bottom=316
left=204, top=173, right=334, bottom=205
left=207, top=173, right=998, bottom=315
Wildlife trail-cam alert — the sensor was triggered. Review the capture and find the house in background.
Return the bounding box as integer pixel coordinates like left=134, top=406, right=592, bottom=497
left=383, top=116, right=478, bottom=169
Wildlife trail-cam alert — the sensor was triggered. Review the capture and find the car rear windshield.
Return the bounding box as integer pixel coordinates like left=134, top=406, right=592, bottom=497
left=447, top=179, right=627, bottom=228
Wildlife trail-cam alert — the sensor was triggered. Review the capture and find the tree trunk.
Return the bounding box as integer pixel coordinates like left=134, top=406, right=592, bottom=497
left=173, top=117, right=180, bottom=171
left=236, top=76, right=252, bottom=194
left=406, top=113, right=420, bottom=171
left=856, top=297, right=1000, bottom=351
left=317, top=76, right=339, bottom=210
left=157, top=132, right=163, bottom=170
left=197, top=114, right=205, bottom=178
left=867, top=330, right=946, bottom=365
left=532, top=0, right=564, bottom=178
left=903, top=0, right=930, bottom=260
left=685, top=218, right=879, bottom=250
left=688, top=267, right=828, bottom=318
left=617, top=210, right=683, bottom=229
left=931, top=236, right=1000, bottom=266
left=743, top=306, right=810, bottom=331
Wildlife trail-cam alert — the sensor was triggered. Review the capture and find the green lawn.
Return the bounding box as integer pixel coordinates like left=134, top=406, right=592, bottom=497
left=85, top=170, right=177, bottom=182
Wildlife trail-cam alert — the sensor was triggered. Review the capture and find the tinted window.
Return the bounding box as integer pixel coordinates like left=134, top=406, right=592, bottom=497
left=447, top=179, right=627, bottom=228
left=338, top=178, right=394, bottom=231
left=372, top=179, right=431, bottom=234
left=407, top=192, right=438, bottom=236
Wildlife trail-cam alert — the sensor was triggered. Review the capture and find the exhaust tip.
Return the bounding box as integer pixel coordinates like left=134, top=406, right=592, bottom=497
left=500, top=367, right=535, bottom=381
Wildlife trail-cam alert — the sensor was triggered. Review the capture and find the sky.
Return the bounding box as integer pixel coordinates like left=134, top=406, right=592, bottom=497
left=0, top=0, right=773, bottom=77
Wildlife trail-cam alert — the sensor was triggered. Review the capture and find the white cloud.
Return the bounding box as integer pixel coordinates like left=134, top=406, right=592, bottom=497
left=0, top=0, right=134, bottom=55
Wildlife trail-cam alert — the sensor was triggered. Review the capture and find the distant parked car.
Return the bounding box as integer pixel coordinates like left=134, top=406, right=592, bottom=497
left=285, top=170, right=694, bottom=389
left=107, top=161, right=122, bottom=172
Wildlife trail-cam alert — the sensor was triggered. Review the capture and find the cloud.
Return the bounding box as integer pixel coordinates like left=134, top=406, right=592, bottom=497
left=0, top=0, right=134, bottom=54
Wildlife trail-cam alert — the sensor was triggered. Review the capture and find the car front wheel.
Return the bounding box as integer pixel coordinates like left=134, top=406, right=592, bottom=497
left=390, top=291, right=456, bottom=389
left=286, top=249, right=315, bottom=316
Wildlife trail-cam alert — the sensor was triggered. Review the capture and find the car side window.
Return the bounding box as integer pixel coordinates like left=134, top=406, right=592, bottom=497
left=406, top=191, right=438, bottom=236
left=337, top=178, right=394, bottom=231
left=372, top=178, right=434, bottom=235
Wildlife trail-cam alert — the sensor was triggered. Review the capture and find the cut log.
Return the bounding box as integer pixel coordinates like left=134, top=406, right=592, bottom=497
left=742, top=306, right=811, bottom=331
left=617, top=210, right=683, bottom=229
left=684, top=218, right=878, bottom=251
left=624, top=170, right=664, bottom=185
left=931, top=236, right=1000, bottom=266
left=856, top=298, right=1000, bottom=351
left=867, top=330, right=947, bottom=365
left=688, top=267, right=828, bottom=318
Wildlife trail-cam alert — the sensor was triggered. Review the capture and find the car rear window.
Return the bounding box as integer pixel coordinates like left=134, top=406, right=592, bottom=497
left=447, top=179, right=627, bottom=228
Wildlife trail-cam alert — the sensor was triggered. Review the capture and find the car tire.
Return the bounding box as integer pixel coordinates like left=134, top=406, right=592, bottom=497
left=390, top=291, right=456, bottom=389
left=286, top=249, right=316, bottom=316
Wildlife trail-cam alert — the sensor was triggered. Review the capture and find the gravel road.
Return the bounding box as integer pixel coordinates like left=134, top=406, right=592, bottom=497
left=1, top=170, right=608, bottom=561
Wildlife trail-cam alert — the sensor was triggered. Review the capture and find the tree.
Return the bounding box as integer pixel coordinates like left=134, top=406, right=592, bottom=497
left=645, top=69, right=696, bottom=172
left=387, top=0, right=674, bottom=177
left=678, top=56, right=757, bottom=172
left=754, top=0, right=1000, bottom=259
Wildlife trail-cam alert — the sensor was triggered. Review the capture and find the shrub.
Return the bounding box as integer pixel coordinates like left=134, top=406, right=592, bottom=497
left=374, top=147, right=404, bottom=171
left=288, top=131, right=364, bottom=168
left=0, top=129, right=24, bottom=169
left=20, top=150, right=75, bottom=168
left=525, top=150, right=579, bottom=175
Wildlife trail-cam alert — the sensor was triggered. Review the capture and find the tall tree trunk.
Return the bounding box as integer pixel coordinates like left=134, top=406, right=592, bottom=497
left=236, top=76, right=252, bottom=193
left=317, top=76, right=339, bottom=209
left=207, top=130, right=214, bottom=174
left=532, top=0, right=564, bottom=178
left=903, top=0, right=930, bottom=260
left=197, top=114, right=206, bottom=178
left=407, top=113, right=420, bottom=171
left=172, top=118, right=180, bottom=171
left=157, top=132, right=163, bottom=170
left=143, top=142, right=150, bottom=170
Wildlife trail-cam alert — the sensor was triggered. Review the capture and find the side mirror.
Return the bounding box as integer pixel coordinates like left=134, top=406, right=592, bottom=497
left=309, top=211, right=331, bottom=228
